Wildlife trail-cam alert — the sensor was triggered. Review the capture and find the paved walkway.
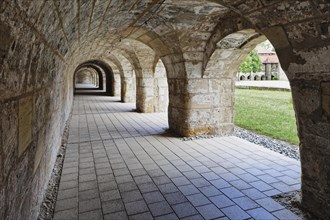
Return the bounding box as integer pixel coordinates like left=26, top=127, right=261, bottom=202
left=54, top=95, right=301, bottom=220
left=236, top=81, right=291, bottom=90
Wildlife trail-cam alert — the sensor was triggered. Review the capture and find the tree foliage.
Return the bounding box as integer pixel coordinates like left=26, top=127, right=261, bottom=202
left=239, top=49, right=262, bottom=73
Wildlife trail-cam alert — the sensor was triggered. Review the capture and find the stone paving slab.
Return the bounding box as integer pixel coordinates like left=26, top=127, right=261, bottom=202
left=54, top=95, right=301, bottom=220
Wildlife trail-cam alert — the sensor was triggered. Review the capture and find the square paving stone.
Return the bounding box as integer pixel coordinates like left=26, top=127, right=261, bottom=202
left=129, top=212, right=154, bottom=220
left=104, top=211, right=128, bottom=220
left=164, top=191, right=188, bottom=205
left=98, top=181, right=118, bottom=192
left=191, top=178, right=211, bottom=188
left=97, top=174, right=115, bottom=183
left=239, top=173, right=259, bottom=183
left=172, top=176, right=191, bottom=186
left=187, top=193, right=210, bottom=206
left=210, top=179, right=231, bottom=189
left=242, top=188, right=267, bottom=200
left=57, top=188, right=78, bottom=200
left=130, top=168, right=148, bottom=177
left=61, top=174, right=78, bottom=182
left=118, top=181, right=138, bottom=192
left=155, top=213, right=179, bottom=220
left=209, top=195, right=234, bottom=209
left=121, top=190, right=143, bottom=203
left=59, top=180, right=78, bottom=190
left=197, top=204, right=224, bottom=219
left=178, top=184, right=200, bottom=196
left=220, top=173, right=239, bottom=182
left=183, top=170, right=202, bottom=179
left=221, top=187, right=244, bottom=199
left=181, top=214, right=204, bottom=220
left=194, top=166, right=211, bottom=173
left=271, top=182, right=295, bottom=193
left=264, top=189, right=281, bottom=197
left=233, top=196, right=260, bottom=210
left=272, top=209, right=301, bottom=219
left=229, top=179, right=252, bottom=190
left=79, top=180, right=97, bottom=192
left=116, top=174, right=134, bottom=184
left=53, top=208, right=78, bottom=220
left=172, top=202, right=198, bottom=218
left=143, top=191, right=165, bottom=204
left=79, top=188, right=99, bottom=201
left=250, top=181, right=273, bottom=191
left=114, top=168, right=130, bottom=177
left=257, top=174, right=280, bottom=184
left=199, top=185, right=221, bottom=197
left=102, top=199, right=125, bottom=214
left=201, top=172, right=220, bottom=181
left=80, top=168, right=95, bottom=175
left=96, top=168, right=113, bottom=175
left=138, top=182, right=158, bottom=193
left=79, top=198, right=101, bottom=213
left=148, top=169, right=165, bottom=177
left=149, top=201, right=173, bottom=216
left=256, top=197, right=284, bottom=212
left=125, top=200, right=149, bottom=215
left=100, top=189, right=121, bottom=202
left=221, top=205, right=250, bottom=219
left=158, top=183, right=179, bottom=194
left=79, top=209, right=102, bottom=220
left=79, top=173, right=97, bottom=182
left=55, top=197, right=78, bottom=212
left=134, top=175, right=153, bottom=185
left=153, top=175, right=172, bottom=185
left=247, top=207, right=277, bottom=220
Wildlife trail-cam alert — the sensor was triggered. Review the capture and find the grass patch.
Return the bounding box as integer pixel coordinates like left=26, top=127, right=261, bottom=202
left=234, top=88, right=299, bottom=145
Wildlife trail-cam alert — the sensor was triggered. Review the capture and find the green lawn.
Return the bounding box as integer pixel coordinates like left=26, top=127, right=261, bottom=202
left=234, top=88, right=299, bottom=145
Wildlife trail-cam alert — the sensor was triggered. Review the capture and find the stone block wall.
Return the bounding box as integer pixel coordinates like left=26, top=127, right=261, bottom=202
left=0, top=2, right=73, bottom=219
left=289, top=47, right=330, bottom=219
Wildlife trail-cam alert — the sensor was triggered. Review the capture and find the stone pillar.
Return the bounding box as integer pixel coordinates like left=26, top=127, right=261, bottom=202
left=121, top=72, right=135, bottom=103
left=136, top=74, right=155, bottom=113
left=265, top=63, right=272, bottom=80
left=113, top=73, right=121, bottom=97
left=290, top=80, right=330, bottom=219
left=154, top=77, right=168, bottom=112
left=283, top=45, right=330, bottom=219
left=165, top=53, right=234, bottom=137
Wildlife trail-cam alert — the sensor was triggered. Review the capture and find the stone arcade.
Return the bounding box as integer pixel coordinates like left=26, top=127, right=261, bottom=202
left=0, top=1, right=329, bottom=219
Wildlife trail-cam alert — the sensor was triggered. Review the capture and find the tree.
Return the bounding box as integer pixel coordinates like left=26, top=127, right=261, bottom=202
left=239, top=49, right=262, bottom=74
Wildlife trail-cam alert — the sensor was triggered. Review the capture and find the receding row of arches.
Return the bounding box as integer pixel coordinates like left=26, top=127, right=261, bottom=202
left=1, top=1, right=329, bottom=219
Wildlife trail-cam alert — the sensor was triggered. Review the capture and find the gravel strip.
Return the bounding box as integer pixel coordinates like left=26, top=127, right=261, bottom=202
left=38, top=114, right=72, bottom=220
left=234, top=126, right=300, bottom=160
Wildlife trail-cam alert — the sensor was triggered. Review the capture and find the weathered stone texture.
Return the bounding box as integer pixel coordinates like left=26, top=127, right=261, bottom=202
left=1, top=0, right=330, bottom=219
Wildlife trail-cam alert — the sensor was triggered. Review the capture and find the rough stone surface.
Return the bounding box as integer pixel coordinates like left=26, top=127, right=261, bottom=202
left=0, top=0, right=330, bottom=219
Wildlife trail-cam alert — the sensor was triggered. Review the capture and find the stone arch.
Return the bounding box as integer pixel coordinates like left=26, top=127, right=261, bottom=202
left=254, top=75, right=261, bottom=81
left=194, top=29, right=267, bottom=135
left=74, top=59, right=114, bottom=96
left=154, top=59, right=169, bottom=112
left=107, top=52, right=136, bottom=103
left=102, top=58, right=123, bottom=97
left=74, top=65, right=104, bottom=90
left=75, top=68, right=99, bottom=88
left=110, top=38, right=173, bottom=113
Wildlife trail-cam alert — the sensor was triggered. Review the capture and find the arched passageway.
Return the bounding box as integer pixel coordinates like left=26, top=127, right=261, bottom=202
left=0, top=1, right=329, bottom=219
left=74, top=60, right=115, bottom=96
left=75, top=68, right=101, bottom=90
